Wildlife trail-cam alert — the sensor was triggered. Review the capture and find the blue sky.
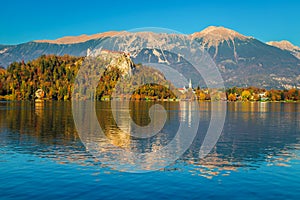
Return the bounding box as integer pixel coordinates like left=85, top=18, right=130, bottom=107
left=1, top=0, right=300, bottom=46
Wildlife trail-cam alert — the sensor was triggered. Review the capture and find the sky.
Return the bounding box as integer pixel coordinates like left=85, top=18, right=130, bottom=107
left=1, top=0, right=300, bottom=46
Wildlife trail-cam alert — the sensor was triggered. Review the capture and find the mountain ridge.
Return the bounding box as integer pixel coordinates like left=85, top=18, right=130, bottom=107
left=267, top=40, right=300, bottom=59
left=1, top=26, right=299, bottom=89
left=2, top=26, right=300, bottom=49
left=34, top=31, right=122, bottom=44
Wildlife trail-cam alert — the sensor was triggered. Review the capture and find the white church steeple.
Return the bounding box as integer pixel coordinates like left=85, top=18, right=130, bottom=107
left=189, top=79, right=192, bottom=89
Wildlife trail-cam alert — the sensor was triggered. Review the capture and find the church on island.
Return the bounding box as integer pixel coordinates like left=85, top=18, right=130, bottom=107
left=178, top=79, right=194, bottom=94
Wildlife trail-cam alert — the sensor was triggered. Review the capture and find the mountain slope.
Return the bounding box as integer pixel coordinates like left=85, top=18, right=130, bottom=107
left=191, top=27, right=300, bottom=88
left=0, top=39, right=105, bottom=68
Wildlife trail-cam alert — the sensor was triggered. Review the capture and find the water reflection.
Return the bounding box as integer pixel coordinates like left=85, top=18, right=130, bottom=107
left=96, top=101, right=181, bottom=149
left=73, top=100, right=201, bottom=172
left=0, top=101, right=299, bottom=177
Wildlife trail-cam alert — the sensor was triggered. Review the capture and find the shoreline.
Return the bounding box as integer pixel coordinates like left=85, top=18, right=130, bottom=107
left=0, top=97, right=300, bottom=103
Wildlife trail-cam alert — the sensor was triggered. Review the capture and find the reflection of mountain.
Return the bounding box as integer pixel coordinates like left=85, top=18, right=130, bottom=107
left=0, top=102, right=299, bottom=176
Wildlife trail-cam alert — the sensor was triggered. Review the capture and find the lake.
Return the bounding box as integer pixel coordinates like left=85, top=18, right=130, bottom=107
left=0, top=101, right=299, bottom=199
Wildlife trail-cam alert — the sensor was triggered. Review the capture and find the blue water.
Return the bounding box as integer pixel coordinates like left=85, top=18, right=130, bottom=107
left=0, top=101, right=300, bottom=199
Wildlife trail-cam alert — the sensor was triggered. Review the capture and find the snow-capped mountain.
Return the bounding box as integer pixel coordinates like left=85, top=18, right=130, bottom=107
left=0, top=26, right=299, bottom=89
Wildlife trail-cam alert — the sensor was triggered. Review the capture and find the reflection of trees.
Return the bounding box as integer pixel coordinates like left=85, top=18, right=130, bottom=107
left=0, top=101, right=79, bottom=144
left=96, top=101, right=131, bottom=148
left=0, top=101, right=299, bottom=176
left=96, top=101, right=180, bottom=151
left=0, top=101, right=96, bottom=166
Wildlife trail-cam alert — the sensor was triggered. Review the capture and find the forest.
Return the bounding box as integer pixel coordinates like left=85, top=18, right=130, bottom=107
left=0, top=54, right=299, bottom=102
left=0, top=55, right=176, bottom=101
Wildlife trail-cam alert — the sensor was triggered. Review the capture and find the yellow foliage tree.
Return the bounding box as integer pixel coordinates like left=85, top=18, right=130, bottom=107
left=241, top=90, right=251, bottom=101
left=199, top=92, right=206, bottom=101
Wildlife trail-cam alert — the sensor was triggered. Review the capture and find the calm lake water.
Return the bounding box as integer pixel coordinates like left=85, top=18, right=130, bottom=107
left=0, top=101, right=300, bottom=199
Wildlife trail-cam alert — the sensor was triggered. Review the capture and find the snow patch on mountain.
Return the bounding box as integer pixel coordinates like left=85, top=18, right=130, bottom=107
left=191, top=26, right=249, bottom=48
left=267, top=40, right=300, bottom=59
left=0, top=48, right=8, bottom=54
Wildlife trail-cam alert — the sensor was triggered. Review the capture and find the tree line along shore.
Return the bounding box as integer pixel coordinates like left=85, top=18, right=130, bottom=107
left=0, top=55, right=299, bottom=102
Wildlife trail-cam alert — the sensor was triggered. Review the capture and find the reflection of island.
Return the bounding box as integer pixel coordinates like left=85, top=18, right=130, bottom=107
left=0, top=101, right=299, bottom=177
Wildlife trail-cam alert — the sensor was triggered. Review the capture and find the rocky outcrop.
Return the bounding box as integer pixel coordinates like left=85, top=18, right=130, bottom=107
left=99, top=50, right=135, bottom=77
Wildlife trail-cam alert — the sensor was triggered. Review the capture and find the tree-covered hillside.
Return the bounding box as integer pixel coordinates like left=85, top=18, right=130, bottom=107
left=0, top=54, right=176, bottom=100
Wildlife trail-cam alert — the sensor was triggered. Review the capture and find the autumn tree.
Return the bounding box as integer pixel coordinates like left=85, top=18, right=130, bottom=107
left=228, top=93, right=237, bottom=101
left=241, top=90, right=251, bottom=101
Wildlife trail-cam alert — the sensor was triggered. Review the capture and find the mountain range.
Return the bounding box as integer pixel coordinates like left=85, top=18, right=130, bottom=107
left=0, top=26, right=299, bottom=89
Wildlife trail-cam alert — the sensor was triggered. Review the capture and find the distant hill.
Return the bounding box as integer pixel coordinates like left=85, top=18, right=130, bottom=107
left=1, top=26, right=299, bottom=89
